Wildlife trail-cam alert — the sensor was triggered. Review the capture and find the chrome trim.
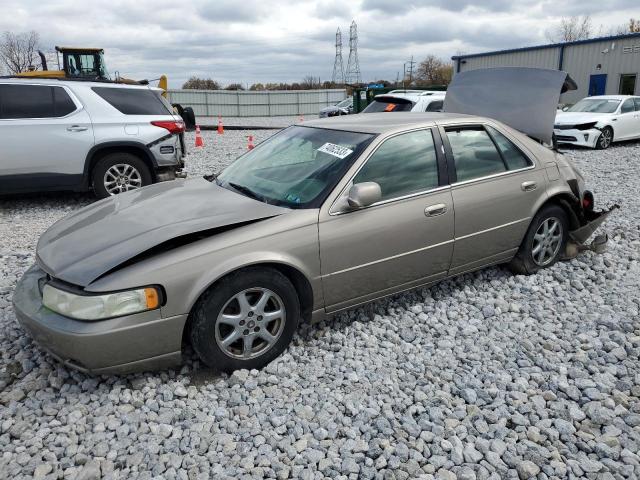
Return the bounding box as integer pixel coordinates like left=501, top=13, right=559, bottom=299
left=451, top=164, right=536, bottom=188
left=455, top=217, right=530, bottom=241
left=325, top=239, right=454, bottom=277
left=329, top=127, right=444, bottom=215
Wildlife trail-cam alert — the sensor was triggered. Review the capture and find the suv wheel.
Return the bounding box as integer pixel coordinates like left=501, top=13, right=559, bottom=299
left=189, top=267, right=300, bottom=372
left=92, top=152, right=152, bottom=198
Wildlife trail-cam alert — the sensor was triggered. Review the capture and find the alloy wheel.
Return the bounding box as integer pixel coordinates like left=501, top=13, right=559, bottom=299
left=103, top=163, right=143, bottom=195
left=532, top=217, right=563, bottom=266
left=215, top=288, right=286, bottom=360
left=599, top=129, right=612, bottom=149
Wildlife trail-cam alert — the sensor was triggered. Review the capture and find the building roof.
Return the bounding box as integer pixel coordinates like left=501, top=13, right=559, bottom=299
left=451, top=32, right=640, bottom=60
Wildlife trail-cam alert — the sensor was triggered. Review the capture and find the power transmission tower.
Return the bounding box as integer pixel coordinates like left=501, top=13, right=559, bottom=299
left=406, top=56, right=416, bottom=84
left=345, top=20, right=361, bottom=84
left=331, top=28, right=345, bottom=85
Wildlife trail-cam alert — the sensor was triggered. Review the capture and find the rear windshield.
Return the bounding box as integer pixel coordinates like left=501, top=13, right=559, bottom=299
left=362, top=97, right=415, bottom=113
left=92, top=87, right=172, bottom=115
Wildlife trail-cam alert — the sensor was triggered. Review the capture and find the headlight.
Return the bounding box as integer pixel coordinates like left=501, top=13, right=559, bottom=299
left=42, top=284, right=160, bottom=320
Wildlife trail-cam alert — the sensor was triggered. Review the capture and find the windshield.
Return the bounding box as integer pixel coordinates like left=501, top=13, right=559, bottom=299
left=336, top=98, right=352, bottom=108
left=567, top=98, right=620, bottom=113
left=217, top=126, right=375, bottom=208
left=362, top=97, right=414, bottom=113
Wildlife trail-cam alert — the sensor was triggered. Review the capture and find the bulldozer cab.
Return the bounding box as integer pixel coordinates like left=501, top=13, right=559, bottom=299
left=57, top=47, right=110, bottom=80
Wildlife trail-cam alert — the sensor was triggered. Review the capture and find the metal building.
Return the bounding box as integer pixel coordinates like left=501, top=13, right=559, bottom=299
left=452, top=33, right=640, bottom=104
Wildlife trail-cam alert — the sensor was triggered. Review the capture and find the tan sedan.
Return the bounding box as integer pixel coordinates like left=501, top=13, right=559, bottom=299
left=12, top=109, right=613, bottom=374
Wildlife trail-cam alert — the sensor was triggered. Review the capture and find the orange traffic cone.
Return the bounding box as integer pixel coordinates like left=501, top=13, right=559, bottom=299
left=217, top=115, right=224, bottom=135
left=299, top=114, right=304, bottom=123
left=247, top=135, right=255, bottom=150
left=194, top=125, right=204, bottom=147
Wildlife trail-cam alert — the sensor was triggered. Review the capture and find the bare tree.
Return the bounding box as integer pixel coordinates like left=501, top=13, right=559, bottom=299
left=224, top=83, right=244, bottom=91
left=415, top=55, right=453, bottom=86
left=546, top=15, right=593, bottom=42
left=0, top=31, right=41, bottom=74
left=301, top=75, right=321, bottom=89
left=182, top=76, right=220, bottom=90
left=628, top=18, right=640, bottom=33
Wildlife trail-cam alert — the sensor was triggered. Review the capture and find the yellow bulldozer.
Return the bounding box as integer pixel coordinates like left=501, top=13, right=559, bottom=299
left=15, top=46, right=194, bottom=128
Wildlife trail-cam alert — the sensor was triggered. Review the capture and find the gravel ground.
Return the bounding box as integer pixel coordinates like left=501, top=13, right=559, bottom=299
left=197, top=116, right=302, bottom=128
left=0, top=132, right=639, bottom=480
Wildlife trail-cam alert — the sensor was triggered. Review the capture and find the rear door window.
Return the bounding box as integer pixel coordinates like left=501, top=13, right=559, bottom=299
left=92, top=87, right=172, bottom=115
left=362, top=97, right=415, bottom=113
left=486, top=126, right=532, bottom=170
left=446, top=127, right=506, bottom=182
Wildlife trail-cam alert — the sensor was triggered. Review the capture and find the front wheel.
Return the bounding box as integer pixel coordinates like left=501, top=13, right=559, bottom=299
left=595, top=126, right=613, bottom=150
left=189, top=267, right=300, bottom=372
left=509, top=205, right=568, bottom=275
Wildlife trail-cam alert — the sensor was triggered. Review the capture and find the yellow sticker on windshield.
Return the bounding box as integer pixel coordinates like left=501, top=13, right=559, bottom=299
left=317, top=143, right=354, bottom=159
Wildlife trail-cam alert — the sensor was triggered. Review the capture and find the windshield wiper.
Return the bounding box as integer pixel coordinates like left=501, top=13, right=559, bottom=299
left=228, top=182, right=265, bottom=202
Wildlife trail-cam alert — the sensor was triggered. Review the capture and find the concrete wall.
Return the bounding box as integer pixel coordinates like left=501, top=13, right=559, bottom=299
left=454, top=34, right=640, bottom=104
left=166, top=89, right=347, bottom=118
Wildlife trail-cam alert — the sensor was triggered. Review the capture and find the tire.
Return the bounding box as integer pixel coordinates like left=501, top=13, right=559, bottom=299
left=509, top=204, right=569, bottom=275
left=189, top=267, right=300, bottom=372
left=595, top=126, right=613, bottom=150
left=92, top=152, right=152, bottom=199
left=182, top=107, right=196, bottom=131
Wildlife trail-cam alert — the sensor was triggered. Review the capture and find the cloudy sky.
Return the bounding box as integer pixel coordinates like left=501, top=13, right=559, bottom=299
left=1, top=0, right=638, bottom=87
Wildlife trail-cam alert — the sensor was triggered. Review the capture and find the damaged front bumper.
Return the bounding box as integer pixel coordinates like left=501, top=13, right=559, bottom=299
left=565, top=204, right=619, bottom=258
left=554, top=128, right=600, bottom=148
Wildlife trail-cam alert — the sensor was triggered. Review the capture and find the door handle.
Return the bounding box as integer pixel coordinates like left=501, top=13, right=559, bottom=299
left=521, top=181, right=537, bottom=192
left=424, top=203, right=447, bottom=217
left=67, top=125, right=88, bottom=132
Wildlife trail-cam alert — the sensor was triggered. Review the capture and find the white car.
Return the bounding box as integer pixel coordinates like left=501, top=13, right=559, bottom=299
left=554, top=95, right=640, bottom=149
left=361, top=90, right=445, bottom=113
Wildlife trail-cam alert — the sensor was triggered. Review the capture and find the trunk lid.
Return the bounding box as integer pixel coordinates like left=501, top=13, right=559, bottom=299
left=444, top=67, right=577, bottom=144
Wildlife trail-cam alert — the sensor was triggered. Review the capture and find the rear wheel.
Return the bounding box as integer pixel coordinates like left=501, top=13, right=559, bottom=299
left=509, top=205, right=568, bottom=275
left=92, top=152, right=152, bottom=199
left=189, top=267, right=300, bottom=372
left=596, top=126, right=613, bottom=150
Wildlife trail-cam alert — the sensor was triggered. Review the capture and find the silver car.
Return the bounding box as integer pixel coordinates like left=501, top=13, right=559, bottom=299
left=12, top=69, right=615, bottom=374
left=0, top=78, right=186, bottom=198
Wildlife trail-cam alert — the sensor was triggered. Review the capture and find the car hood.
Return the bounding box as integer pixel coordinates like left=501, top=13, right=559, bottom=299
left=37, top=178, right=289, bottom=286
left=555, top=111, right=607, bottom=125
left=444, top=67, right=577, bottom=144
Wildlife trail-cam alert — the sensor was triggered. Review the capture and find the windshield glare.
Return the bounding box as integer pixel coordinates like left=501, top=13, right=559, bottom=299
left=217, top=126, right=375, bottom=208
left=568, top=99, right=620, bottom=113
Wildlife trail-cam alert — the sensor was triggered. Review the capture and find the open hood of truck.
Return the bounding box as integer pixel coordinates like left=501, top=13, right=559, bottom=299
left=444, top=67, right=577, bottom=144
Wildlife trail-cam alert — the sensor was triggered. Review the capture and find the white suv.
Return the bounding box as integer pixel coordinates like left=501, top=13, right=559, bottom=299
left=0, top=78, right=186, bottom=198
left=361, top=90, right=445, bottom=113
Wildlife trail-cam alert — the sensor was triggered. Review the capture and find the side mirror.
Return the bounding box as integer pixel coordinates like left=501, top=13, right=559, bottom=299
left=346, top=182, right=382, bottom=209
